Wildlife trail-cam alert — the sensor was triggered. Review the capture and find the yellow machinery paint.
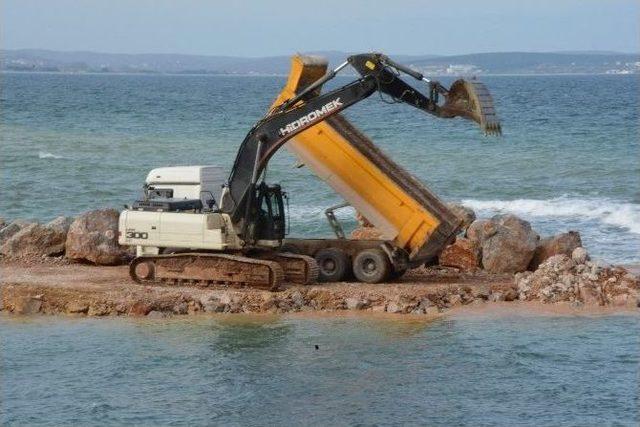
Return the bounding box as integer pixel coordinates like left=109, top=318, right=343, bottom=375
left=272, top=55, right=461, bottom=263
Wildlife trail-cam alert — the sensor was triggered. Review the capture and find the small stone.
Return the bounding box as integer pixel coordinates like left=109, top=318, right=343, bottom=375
left=13, top=296, right=42, bottom=315
left=386, top=302, right=402, bottom=313
left=289, top=291, right=305, bottom=308
left=147, top=310, right=167, bottom=318
left=173, top=302, right=189, bottom=315
left=88, top=303, right=111, bottom=316
left=204, top=300, right=227, bottom=313
left=447, top=294, right=462, bottom=306
left=489, top=291, right=504, bottom=302
left=345, top=297, right=368, bottom=310
left=66, top=301, right=89, bottom=314
left=129, top=301, right=152, bottom=316
left=571, top=247, right=589, bottom=264
left=424, top=306, right=440, bottom=315
left=370, top=305, right=386, bottom=313
left=503, top=289, right=518, bottom=302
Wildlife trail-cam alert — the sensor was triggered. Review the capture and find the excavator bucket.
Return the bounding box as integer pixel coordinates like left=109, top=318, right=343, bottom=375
left=440, top=79, right=502, bottom=136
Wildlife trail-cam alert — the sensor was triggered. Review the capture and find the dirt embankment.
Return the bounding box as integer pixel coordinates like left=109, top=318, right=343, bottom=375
left=1, top=258, right=637, bottom=318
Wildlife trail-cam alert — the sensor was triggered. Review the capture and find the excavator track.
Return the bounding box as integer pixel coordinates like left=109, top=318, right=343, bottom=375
left=257, top=252, right=319, bottom=285
left=129, top=253, right=285, bottom=291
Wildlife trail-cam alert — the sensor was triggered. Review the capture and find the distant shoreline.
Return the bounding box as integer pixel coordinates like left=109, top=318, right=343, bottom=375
left=2, top=70, right=637, bottom=78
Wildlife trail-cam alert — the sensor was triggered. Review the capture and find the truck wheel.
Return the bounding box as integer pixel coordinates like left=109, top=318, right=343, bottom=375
left=353, top=249, right=391, bottom=283
left=315, top=248, right=351, bottom=282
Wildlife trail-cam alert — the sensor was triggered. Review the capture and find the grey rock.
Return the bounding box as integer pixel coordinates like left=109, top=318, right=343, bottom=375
left=65, top=209, right=129, bottom=265
left=0, top=221, right=33, bottom=245
left=478, top=214, right=539, bottom=273
left=289, top=291, right=305, bottom=308
left=46, top=216, right=74, bottom=233
left=571, top=247, right=589, bottom=264
left=386, top=302, right=402, bottom=313
left=13, top=296, right=42, bottom=315
left=66, top=301, right=89, bottom=314
left=345, top=297, right=369, bottom=310
left=172, top=302, right=189, bottom=315
left=1, top=222, right=69, bottom=257
left=529, top=231, right=582, bottom=270
left=203, top=299, right=228, bottom=313
left=147, top=310, right=169, bottom=318
left=447, top=203, right=477, bottom=231
left=424, top=305, right=440, bottom=315
left=489, top=291, right=504, bottom=302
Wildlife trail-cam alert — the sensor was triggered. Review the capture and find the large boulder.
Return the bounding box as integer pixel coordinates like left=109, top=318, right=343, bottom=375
left=65, top=209, right=129, bottom=265
left=447, top=203, right=477, bottom=232
left=529, top=231, right=582, bottom=270
left=467, top=214, right=539, bottom=274
left=0, top=217, right=73, bottom=258
left=438, top=237, right=481, bottom=271
left=0, top=220, right=35, bottom=245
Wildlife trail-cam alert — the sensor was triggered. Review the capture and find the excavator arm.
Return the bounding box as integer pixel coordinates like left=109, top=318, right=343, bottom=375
left=222, top=53, right=501, bottom=246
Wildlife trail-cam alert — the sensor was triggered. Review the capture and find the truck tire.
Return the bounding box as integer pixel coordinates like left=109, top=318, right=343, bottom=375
left=315, top=248, right=351, bottom=282
left=353, top=248, right=391, bottom=283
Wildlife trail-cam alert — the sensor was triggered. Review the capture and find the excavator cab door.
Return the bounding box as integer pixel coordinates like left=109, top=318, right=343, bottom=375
left=253, top=183, right=286, bottom=242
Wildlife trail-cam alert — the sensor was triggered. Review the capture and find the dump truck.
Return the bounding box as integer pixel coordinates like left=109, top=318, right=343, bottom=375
left=118, top=53, right=500, bottom=290
left=273, top=55, right=500, bottom=282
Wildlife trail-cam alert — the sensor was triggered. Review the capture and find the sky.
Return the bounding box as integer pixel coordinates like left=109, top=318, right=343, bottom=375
left=2, top=0, right=639, bottom=56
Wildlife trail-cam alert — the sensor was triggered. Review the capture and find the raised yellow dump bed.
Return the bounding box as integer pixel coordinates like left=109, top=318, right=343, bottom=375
left=273, top=55, right=461, bottom=264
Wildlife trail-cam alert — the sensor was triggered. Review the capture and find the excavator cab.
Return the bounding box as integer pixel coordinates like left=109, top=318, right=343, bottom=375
left=251, top=182, right=286, bottom=243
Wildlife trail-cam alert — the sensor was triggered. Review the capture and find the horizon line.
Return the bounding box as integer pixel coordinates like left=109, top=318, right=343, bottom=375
left=3, top=47, right=639, bottom=58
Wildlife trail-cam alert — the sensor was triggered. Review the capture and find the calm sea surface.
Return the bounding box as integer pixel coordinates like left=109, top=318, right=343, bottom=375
left=1, top=73, right=639, bottom=262
left=1, top=313, right=639, bottom=426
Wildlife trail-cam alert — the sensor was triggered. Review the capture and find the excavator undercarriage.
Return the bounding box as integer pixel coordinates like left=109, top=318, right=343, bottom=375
left=129, top=252, right=318, bottom=291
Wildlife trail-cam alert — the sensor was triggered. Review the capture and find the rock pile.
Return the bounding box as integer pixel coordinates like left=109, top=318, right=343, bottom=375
left=439, top=204, right=591, bottom=277
left=0, top=209, right=130, bottom=265
left=516, top=248, right=639, bottom=306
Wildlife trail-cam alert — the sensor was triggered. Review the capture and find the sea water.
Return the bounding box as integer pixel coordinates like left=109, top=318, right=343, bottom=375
left=1, top=313, right=638, bottom=426
left=1, top=73, right=639, bottom=426
left=1, top=73, right=638, bottom=263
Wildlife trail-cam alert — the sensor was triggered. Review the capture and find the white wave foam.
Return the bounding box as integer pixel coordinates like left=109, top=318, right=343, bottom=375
left=38, top=151, right=64, bottom=159
left=461, top=196, right=640, bottom=235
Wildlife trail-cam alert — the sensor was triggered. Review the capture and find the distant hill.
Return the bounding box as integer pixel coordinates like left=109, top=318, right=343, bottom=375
left=409, top=51, right=640, bottom=74
left=1, top=49, right=638, bottom=75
